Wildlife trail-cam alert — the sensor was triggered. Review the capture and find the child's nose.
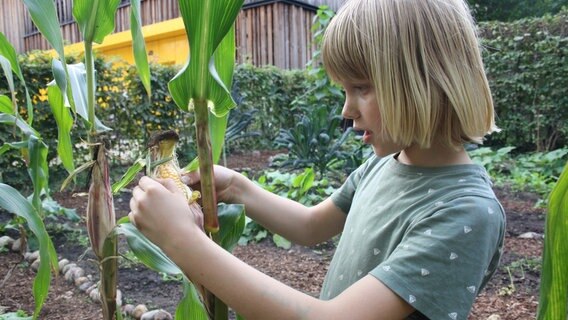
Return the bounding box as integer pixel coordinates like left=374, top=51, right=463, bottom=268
left=341, top=99, right=359, bottom=119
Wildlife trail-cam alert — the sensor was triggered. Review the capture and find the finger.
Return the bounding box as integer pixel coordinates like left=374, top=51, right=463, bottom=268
left=131, top=186, right=144, bottom=200
left=138, top=176, right=160, bottom=191
left=128, top=211, right=138, bottom=229
left=156, top=178, right=184, bottom=196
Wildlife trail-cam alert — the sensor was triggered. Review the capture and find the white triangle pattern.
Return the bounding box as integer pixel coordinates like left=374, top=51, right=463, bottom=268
left=448, top=312, right=458, bottom=320
left=450, top=252, right=458, bottom=260
left=409, top=295, right=416, bottom=303
left=421, top=268, right=430, bottom=276
left=464, top=226, right=472, bottom=233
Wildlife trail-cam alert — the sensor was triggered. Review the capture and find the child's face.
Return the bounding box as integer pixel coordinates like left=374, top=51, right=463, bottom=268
left=340, top=80, right=402, bottom=156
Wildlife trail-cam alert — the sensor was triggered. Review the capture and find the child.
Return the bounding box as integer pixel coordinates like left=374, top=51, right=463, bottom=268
left=129, top=0, right=506, bottom=318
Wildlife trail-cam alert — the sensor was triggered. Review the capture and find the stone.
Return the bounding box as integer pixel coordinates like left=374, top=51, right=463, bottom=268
left=11, top=238, right=24, bottom=252
left=116, top=289, right=123, bottom=307
left=141, top=309, right=173, bottom=320
left=58, top=258, right=70, bottom=271
left=31, top=259, right=41, bottom=272
left=132, top=304, right=148, bottom=319
left=518, top=232, right=543, bottom=239
left=79, top=281, right=94, bottom=292
left=85, top=283, right=98, bottom=295
left=122, top=304, right=135, bottom=317
left=74, top=276, right=89, bottom=287
left=89, top=288, right=101, bottom=303
left=64, top=268, right=75, bottom=282
left=29, top=251, right=40, bottom=262
left=0, top=236, right=14, bottom=249
left=62, top=263, right=76, bottom=275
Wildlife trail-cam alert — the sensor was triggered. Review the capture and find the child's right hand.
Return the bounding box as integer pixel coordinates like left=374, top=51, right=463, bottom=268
left=181, top=165, right=245, bottom=204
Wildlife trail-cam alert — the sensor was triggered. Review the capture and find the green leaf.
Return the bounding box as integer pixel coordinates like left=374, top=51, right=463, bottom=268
left=113, top=221, right=209, bottom=316
left=272, top=234, right=292, bottom=250
left=130, top=0, right=151, bottom=97
left=0, top=183, right=58, bottom=320
left=47, top=81, right=74, bottom=173
left=537, top=162, right=568, bottom=320
left=0, top=55, right=15, bottom=94
left=0, top=114, right=39, bottom=137
left=22, top=0, right=70, bottom=102
left=168, top=1, right=243, bottom=116
left=73, top=0, right=121, bottom=44
left=0, top=95, right=13, bottom=114
left=175, top=281, right=209, bottom=320
left=22, top=0, right=66, bottom=59
left=56, top=61, right=110, bottom=131
left=213, top=203, right=246, bottom=252
left=0, top=33, right=34, bottom=124
left=27, top=136, right=49, bottom=214
left=112, top=158, right=146, bottom=194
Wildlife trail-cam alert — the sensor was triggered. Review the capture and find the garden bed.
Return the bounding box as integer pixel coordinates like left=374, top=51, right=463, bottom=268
left=0, top=151, right=545, bottom=319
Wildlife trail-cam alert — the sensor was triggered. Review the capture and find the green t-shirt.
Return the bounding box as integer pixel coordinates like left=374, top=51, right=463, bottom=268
left=321, top=154, right=505, bottom=320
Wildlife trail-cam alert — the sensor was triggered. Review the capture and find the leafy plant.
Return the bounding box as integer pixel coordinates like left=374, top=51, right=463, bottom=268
left=537, top=161, right=568, bottom=319
left=480, top=9, right=568, bottom=151
left=469, top=147, right=568, bottom=205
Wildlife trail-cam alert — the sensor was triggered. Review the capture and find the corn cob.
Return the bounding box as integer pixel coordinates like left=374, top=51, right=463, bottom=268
left=148, top=130, right=200, bottom=203
left=147, top=130, right=210, bottom=316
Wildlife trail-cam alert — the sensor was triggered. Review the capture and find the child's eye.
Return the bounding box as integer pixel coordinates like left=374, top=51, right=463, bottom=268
left=354, top=85, right=370, bottom=93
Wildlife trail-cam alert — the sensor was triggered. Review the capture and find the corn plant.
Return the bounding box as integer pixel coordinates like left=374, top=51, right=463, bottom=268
left=113, top=1, right=247, bottom=318
left=0, top=31, right=58, bottom=320
left=537, top=161, right=568, bottom=320
left=4, top=0, right=150, bottom=319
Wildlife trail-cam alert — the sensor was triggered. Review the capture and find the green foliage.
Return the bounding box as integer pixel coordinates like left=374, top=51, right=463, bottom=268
left=255, top=168, right=335, bottom=206
left=239, top=168, right=336, bottom=246
left=230, top=64, right=308, bottom=150
left=273, top=5, right=357, bottom=176
left=468, top=0, right=566, bottom=21
left=469, top=147, right=568, bottom=205
left=479, top=10, right=568, bottom=151
left=273, top=106, right=353, bottom=176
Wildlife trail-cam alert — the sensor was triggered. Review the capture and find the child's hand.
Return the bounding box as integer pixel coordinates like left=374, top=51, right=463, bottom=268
left=129, top=176, right=204, bottom=248
left=181, top=165, right=244, bottom=204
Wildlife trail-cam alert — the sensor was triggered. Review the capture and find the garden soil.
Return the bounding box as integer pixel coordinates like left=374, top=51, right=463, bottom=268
left=0, top=150, right=545, bottom=319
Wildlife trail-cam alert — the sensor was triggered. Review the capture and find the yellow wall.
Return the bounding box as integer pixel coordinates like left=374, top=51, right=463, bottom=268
left=61, top=18, right=189, bottom=65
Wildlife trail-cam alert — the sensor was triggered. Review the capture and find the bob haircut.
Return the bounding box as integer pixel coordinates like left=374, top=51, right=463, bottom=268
left=322, top=0, right=499, bottom=148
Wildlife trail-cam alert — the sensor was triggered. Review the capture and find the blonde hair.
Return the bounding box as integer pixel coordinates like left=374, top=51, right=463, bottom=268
left=322, top=0, right=499, bottom=148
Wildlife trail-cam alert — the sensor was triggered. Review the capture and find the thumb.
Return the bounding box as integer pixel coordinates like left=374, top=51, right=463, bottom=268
left=181, top=170, right=200, bottom=186
left=158, top=178, right=184, bottom=196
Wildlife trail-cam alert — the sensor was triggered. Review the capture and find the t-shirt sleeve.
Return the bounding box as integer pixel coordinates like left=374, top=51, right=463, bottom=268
left=369, top=195, right=505, bottom=320
left=331, top=155, right=380, bottom=214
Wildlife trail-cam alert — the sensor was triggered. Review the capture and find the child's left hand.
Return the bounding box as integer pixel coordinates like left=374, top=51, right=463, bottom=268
left=128, top=176, right=204, bottom=249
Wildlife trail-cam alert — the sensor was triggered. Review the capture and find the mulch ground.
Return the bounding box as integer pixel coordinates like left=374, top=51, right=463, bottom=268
left=0, top=150, right=545, bottom=319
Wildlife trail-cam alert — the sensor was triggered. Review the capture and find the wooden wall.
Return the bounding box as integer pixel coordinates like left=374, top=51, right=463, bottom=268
left=0, top=0, right=26, bottom=52
left=236, top=2, right=315, bottom=69
left=21, top=0, right=181, bottom=52
left=4, top=0, right=316, bottom=69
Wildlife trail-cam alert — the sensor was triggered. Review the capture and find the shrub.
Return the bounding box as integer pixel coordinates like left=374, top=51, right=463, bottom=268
left=479, top=9, right=568, bottom=151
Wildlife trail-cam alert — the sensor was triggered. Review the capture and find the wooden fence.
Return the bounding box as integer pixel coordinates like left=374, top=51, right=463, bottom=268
left=1, top=0, right=320, bottom=69
left=237, top=1, right=315, bottom=69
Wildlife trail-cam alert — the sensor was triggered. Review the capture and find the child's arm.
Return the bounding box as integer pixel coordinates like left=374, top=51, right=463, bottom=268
left=184, top=166, right=346, bottom=246
left=129, top=177, right=414, bottom=320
